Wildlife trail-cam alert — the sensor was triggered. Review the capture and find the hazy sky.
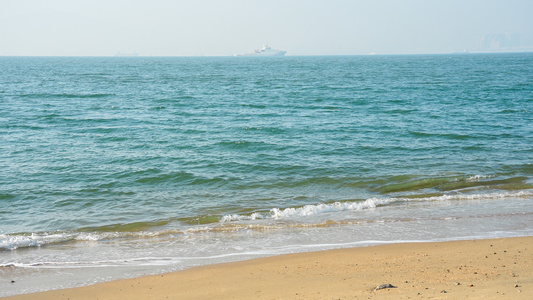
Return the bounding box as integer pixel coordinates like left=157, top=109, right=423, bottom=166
left=1, top=0, right=532, bottom=56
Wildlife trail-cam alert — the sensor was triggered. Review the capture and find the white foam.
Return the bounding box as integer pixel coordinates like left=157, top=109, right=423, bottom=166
left=0, top=233, right=69, bottom=251
left=219, top=191, right=532, bottom=223
left=1, top=231, right=138, bottom=251
left=220, top=197, right=396, bottom=223
left=270, top=197, right=394, bottom=219
left=0, top=235, right=39, bottom=251
left=466, top=174, right=495, bottom=182
left=3, top=192, right=530, bottom=252
left=220, top=212, right=263, bottom=222
left=421, top=190, right=531, bottom=201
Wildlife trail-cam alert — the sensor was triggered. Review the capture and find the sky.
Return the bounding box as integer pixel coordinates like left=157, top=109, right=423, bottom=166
left=1, top=0, right=532, bottom=56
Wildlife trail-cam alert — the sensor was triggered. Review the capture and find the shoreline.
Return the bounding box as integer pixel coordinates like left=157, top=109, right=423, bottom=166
left=4, top=236, right=532, bottom=299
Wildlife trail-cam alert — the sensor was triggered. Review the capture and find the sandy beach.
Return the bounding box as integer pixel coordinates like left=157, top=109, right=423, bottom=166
left=4, top=236, right=532, bottom=299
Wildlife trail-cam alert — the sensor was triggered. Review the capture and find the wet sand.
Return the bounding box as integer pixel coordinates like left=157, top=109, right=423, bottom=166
left=4, top=236, right=533, bottom=299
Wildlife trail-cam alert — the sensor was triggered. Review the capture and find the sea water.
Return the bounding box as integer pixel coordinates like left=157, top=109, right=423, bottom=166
left=1, top=54, right=532, bottom=296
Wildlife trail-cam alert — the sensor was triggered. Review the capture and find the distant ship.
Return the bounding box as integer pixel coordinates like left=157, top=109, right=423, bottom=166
left=115, top=51, right=139, bottom=57
left=235, top=44, right=286, bottom=57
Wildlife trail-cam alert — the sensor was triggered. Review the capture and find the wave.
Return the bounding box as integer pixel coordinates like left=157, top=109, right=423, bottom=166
left=409, top=130, right=473, bottom=140
left=18, top=93, right=114, bottom=99
left=270, top=197, right=393, bottom=219
left=373, top=175, right=532, bottom=194
left=0, top=230, right=167, bottom=252
left=220, top=190, right=532, bottom=223
left=2, top=190, right=530, bottom=251
left=0, top=233, right=70, bottom=251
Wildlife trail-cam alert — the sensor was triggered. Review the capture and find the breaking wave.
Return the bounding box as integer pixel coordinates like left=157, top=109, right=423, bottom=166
left=2, top=191, right=530, bottom=252
left=221, top=190, right=531, bottom=222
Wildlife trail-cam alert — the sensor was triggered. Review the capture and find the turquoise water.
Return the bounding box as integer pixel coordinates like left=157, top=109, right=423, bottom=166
left=1, top=54, right=532, bottom=295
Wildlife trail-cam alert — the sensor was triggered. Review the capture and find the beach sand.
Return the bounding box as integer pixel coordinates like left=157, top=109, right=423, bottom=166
left=4, top=236, right=532, bottom=299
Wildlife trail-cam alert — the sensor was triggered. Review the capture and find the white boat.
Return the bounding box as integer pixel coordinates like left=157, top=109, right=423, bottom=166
left=115, top=51, right=139, bottom=57
left=235, top=44, right=286, bottom=57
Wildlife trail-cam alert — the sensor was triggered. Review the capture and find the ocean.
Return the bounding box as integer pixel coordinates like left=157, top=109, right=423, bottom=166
left=1, top=53, right=532, bottom=296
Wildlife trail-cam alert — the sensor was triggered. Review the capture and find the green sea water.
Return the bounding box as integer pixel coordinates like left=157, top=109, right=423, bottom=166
left=1, top=54, right=532, bottom=295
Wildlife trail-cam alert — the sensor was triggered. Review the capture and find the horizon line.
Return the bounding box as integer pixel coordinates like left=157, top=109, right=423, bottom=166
left=2, top=50, right=533, bottom=58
